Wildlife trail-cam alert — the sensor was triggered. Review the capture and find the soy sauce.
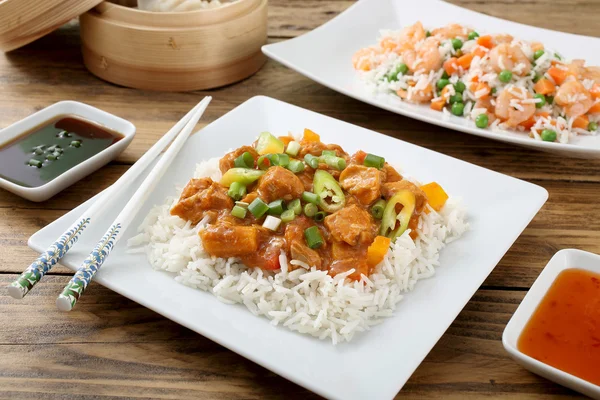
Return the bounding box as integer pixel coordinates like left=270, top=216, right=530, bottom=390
left=0, top=115, right=123, bottom=188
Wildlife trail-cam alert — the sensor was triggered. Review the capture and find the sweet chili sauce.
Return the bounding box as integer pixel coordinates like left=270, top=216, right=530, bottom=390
left=517, top=268, right=600, bottom=386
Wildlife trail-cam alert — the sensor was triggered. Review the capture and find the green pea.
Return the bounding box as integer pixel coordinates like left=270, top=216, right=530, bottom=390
left=451, top=38, right=463, bottom=50
left=451, top=102, right=465, bottom=116
left=541, top=129, right=557, bottom=142
left=534, top=94, right=546, bottom=108
left=454, top=81, right=466, bottom=93
left=442, top=71, right=450, bottom=80
left=426, top=30, right=431, bottom=38
left=533, top=50, right=545, bottom=60
left=449, top=93, right=463, bottom=104
left=491, top=87, right=497, bottom=95
left=70, top=140, right=82, bottom=148
left=546, top=95, right=554, bottom=104
left=475, top=114, right=489, bottom=128
left=437, top=78, right=450, bottom=90
left=589, top=122, right=599, bottom=132
left=468, top=32, right=479, bottom=41
left=499, top=70, right=513, bottom=83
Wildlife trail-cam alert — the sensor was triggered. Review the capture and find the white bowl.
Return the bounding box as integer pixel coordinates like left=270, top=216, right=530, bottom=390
left=0, top=101, right=135, bottom=202
left=503, top=249, right=600, bottom=400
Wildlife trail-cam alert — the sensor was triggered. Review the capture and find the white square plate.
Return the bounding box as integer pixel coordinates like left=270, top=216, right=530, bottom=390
left=29, top=96, right=548, bottom=400
left=503, top=249, right=600, bottom=399
left=262, top=0, right=600, bottom=159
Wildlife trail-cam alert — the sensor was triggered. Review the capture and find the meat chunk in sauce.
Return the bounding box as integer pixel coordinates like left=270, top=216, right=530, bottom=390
left=171, top=178, right=233, bottom=223
left=200, top=223, right=259, bottom=257
left=256, top=166, right=304, bottom=203
left=298, top=141, right=348, bottom=159
left=219, top=146, right=259, bottom=174
left=339, top=164, right=383, bottom=206
left=324, top=204, right=377, bottom=246
left=329, top=241, right=369, bottom=279
left=381, top=163, right=403, bottom=183
left=381, top=179, right=428, bottom=213
left=284, top=216, right=323, bottom=270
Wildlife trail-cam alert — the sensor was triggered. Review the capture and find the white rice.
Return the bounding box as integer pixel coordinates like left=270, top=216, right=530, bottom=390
left=128, top=157, right=469, bottom=344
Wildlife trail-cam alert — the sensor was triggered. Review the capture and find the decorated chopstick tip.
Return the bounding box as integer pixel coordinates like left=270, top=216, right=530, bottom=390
left=56, top=295, right=74, bottom=312
left=7, top=284, right=25, bottom=300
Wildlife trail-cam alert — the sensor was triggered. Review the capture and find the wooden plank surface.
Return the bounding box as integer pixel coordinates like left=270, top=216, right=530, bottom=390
left=1, top=0, right=598, bottom=398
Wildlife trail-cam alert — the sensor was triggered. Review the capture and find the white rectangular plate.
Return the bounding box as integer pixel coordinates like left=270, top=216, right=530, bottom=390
left=262, top=0, right=600, bottom=159
left=29, top=96, right=548, bottom=400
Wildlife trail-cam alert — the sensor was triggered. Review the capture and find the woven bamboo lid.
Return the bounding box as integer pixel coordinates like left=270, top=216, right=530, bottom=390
left=0, top=0, right=103, bottom=52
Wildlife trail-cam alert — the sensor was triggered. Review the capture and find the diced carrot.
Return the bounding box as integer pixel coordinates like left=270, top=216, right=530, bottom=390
left=303, top=128, right=320, bottom=142
left=472, top=46, right=487, bottom=59
left=278, top=135, right=294, bottom=146
left=588, top=102, right=600, bottom=114
left=476, top=35, right=494, bottom=49
left=572, top=115, right=589, bottom=130
left=440, top=85, right=452, bottom=101
left=457, top=53, right=474, bottom=70
left=520, top=116, right=536, bottom=130
left=471, top=75, right=479, bottom=83
left=533, top=78, right=556, bottom=95
left=367, top=236, right=392, bottom=268
left=396, top=88, right=408, bottom=99
left=443, top=57, right=459, bottom=76
left=590, top=84, right=600, bottom=99
left=547, top=67, right=567, bottom=86
left=421, top=182, right=449, bottom=212
left=430, top=99, right=445, bottom=111
left=474, top=82, right=491, bottom=99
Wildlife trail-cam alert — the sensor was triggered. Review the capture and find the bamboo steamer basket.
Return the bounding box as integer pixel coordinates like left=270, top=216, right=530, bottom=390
left=79, top=0, right=268, bottom=92
left=0, top=0, right=103, bottom=52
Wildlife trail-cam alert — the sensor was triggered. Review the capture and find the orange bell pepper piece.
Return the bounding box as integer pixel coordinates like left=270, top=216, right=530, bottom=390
left=303, top=128, right=320, bottom=142
left=588, top=102, right=600, bottom=114
left=420, top=182, right=449, bottom=212
left=367, top=236, right=392, bottom=268
left=430, top=98, right=446, bottom=111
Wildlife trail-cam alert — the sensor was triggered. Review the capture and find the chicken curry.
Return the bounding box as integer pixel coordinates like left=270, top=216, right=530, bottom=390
left=171, top=129, right=449, bottom=279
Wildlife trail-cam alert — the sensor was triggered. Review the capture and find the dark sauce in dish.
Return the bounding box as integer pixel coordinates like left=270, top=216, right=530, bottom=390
left=0, top=115, right=123, bottom=188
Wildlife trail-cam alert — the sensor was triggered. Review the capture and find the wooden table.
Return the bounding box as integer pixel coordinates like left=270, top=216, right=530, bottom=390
left=1, top=1, right=599, bottom=398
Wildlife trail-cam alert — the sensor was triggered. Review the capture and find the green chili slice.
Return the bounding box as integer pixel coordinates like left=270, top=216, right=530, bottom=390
left=313, top=170, right=345, bottom=213
left=379, top=190, right=416, bottom=241
left=220, top=168, right=265, bottom=187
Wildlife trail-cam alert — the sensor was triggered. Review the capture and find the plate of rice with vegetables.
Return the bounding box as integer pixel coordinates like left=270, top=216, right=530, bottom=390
left=29, top=97, right=548, bottom=399
left=262, top=0, right=600, bottom=158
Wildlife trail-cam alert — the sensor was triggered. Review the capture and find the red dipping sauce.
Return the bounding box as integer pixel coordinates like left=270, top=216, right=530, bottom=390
left=518, top=268, right=600, bottom=386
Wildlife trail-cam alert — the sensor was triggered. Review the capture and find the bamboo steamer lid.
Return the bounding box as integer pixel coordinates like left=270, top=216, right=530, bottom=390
left=79, top=0, right=268, bottom=92
left=0, top=0, right=104, bottom=52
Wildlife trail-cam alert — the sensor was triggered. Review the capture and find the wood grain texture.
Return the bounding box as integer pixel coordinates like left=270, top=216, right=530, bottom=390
left=0, top=0, right=598, bottom=398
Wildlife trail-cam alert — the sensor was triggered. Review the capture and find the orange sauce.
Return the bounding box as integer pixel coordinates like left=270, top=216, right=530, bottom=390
left=517, top=268, right=600, bottom=386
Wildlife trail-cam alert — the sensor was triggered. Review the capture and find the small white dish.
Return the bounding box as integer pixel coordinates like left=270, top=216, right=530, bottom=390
left=0, top=101, right=135, bottom=202
left=503, top=249, right=600, bottom=400
left=262, top=0, right=600, bottom=159
left=29, top=96, right=547, bottom=400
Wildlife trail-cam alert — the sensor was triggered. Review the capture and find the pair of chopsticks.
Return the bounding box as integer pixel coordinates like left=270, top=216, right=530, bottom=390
left=8, top=96, right=212, bottom=311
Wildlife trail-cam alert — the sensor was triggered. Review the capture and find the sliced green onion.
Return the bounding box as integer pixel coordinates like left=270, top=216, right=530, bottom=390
left=314, top=211, right=326, bottom=222
left=263, top=215, right=282, bottom=231
left=313, top=170, right=345, bottom=213
left=286, top=141, right=301, bottom=156
left=363, top=153, right=385, bottom=169
left=321, top=150, right=336, bottom=156
left=288, top=199, right=302, bottom=215
left=302, top=191, right=319, bottom=204
left=287, top=159, right=305, bottom=173
left=304, top=154, right=319, bottom=169
left=231, top=205, right=247, bottom=219
left=371, top=199, right=386, bottom=219
left=320, top=155, right=346, bottom=170
left=304, top=203, right=318, bottom=217
left=257, top=155, right=271, bottom=170
left=271, top=153, right=290, bottom=167
left=281, top=209, right=296, bottom=223
left=46, top=153, right=57, bottom=161
left=234, top=151, right=254, bottom=168
left=227, top=181, right=247, bottom=200
left=220, top=168, right=265, bottom=187
left=248, top=198, right=269, bottom=218
left=235, top=201, right=249, bottom=208
left=304, top=226, right=324, bottom=249
left=28, top=159, right=42, bottom=168
left=70, top=140, right=81, bottom=148
left=267, top=199, right=284, bottom=215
